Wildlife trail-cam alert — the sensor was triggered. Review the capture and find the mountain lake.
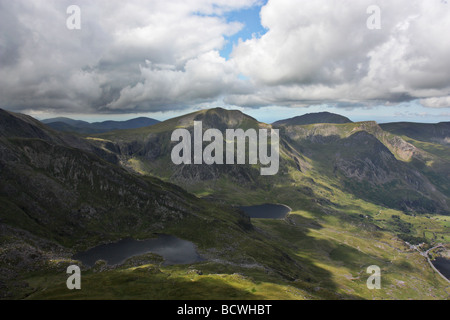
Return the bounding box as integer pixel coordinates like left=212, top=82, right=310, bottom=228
left=73, top=234, right=204, bottom=267
left=432, top=257, right=450, bottom=280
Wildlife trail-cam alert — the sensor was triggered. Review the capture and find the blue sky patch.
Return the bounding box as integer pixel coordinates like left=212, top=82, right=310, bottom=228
left=220, top=1, right=268, bottom=60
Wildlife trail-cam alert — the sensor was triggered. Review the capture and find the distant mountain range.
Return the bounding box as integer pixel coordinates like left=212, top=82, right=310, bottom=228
left=41, top=117, right=160, bottom=134
left=42, top=111, right=353, bottom=135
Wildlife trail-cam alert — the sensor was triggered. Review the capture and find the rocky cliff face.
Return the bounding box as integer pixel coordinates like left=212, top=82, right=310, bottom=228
left=0, top=133, right=192, bottom=244
left=277, top=121, right=450, bottom=214
left=0, top=109, right=254, bottom=248
left=381, top=122, right=450, bottom=146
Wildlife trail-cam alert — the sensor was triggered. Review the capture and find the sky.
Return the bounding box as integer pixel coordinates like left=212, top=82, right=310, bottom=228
left=1, top=0, right=450, bottom=124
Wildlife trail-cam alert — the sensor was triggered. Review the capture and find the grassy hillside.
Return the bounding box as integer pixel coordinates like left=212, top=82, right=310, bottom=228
left=1, top=108, right=449, bottom=300
left=13, top=200, right=450, bottom=300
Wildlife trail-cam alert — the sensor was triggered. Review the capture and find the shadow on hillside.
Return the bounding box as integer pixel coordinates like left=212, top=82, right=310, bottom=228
left=248, top=213, right=368, bottom=300
left=19, top=267, right=269, bottom=300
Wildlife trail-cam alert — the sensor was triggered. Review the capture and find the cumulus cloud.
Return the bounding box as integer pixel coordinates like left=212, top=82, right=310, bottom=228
left=0, top=0, right=257, bottom=113
left=230, top=0, right=450, bottom=108
left=0, top=0, right=450, bottom=115
left=105, top=51, right=251, bottom=112
left=420, top=96, right=450, bottom=108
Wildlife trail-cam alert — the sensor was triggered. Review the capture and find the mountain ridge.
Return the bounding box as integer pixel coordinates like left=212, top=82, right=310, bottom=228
left=273, top=112, right=353, bottom=126
left=41, top=116, right=160, bottom=134
left=381, top=122, right=450, bottom=146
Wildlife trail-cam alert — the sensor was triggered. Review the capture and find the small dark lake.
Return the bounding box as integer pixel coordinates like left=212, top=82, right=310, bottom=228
left=432, top=257, right=450, bottom=280
left=73, top=234, right=204, bottom=267
left=239, top=204, right=291, bottom=219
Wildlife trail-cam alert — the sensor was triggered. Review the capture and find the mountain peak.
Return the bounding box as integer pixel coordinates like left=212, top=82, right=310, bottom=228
left=150, top=108, right=260, bottom=132
left=273, top=112, right=353, bottom=126
left=192, top=107, right=252, bottom=119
